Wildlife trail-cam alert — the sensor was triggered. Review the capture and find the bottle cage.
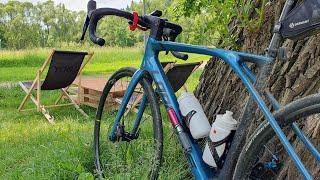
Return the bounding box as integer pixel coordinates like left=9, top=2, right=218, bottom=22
left=208, top=130, right=236, bottom=169
left=280, top=0, right=320, bottom=40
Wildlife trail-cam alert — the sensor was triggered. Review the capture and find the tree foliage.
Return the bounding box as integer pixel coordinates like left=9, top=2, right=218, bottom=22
left=0, top=1, right=84, bottom=49
left=0, top=0, right=263, bottom=49
left=169, top=0, right=236, bottom=47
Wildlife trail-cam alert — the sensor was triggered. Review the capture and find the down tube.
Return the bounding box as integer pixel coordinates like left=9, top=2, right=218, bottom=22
left=228, top=57, right=313, bottom=179
left=142, top=47, right=214, bottom=179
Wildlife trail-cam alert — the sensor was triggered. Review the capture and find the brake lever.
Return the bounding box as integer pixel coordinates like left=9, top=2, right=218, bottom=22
left=88, top=0, right=97, bottom=16
left=150, top=10, right=162, bottom=17
left=162, top=30, right=189, bottom=61
left=171, top=51, right=189, bottom=61
left=80, top=16, right=90, bottom=41
left=162, top=35, right=170, bottom=55
left=80, top=0, right=97, bottom=42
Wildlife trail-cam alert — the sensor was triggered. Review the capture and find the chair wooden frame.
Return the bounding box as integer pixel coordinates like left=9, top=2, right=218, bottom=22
left=18, top=50, right=94, bottom=124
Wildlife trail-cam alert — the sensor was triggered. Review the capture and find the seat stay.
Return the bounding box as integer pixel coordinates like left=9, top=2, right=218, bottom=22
left=265, top=91, right=320, bottom=163
left=230, top=56, right=313, bottom=179
left=244, top=64, right=320, bottom=165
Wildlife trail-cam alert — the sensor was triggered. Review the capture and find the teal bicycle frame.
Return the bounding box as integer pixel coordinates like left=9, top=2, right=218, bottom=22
left=107, top=37, right=318, bottom=179
left=84, top=0, right=319, bottom=178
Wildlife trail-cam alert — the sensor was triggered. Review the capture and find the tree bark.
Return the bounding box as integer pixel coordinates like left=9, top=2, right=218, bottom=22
left=195, top=0, right=320, bottom=178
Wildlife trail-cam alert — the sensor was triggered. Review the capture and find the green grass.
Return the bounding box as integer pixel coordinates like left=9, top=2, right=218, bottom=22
left=0, top=87, right=195, bottom=179
left=0, top=88, right=96, bottom=179
left=0, top=47, right=206, bottom=179
left=0, top=47, right=208, bottom=82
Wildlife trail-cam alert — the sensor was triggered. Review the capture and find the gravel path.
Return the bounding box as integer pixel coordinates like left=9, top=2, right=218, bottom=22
left=0, top=82, right=18, bottom=89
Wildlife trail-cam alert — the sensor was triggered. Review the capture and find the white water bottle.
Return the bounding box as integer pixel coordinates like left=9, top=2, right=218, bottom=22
left=178, top=92, right=211, bottom=139
left=202, top=111, right=238, bottom=167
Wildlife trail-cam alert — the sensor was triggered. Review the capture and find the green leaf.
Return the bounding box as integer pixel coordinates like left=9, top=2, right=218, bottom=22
left=77, top=173, right=94, bottom=180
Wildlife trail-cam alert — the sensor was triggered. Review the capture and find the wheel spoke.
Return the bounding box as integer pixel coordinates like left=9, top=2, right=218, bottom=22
left=234, top=95, right=320, bottom=179
left=93, top=68, right=162, bottom=179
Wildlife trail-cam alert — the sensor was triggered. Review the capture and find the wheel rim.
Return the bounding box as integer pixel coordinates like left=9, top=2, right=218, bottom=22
left=94, top=71, right=162, bottom=179
left=247, top=113, right=320, bottom=179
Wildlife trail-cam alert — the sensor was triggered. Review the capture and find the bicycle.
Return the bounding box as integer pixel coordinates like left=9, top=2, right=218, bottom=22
left=80, top=0, right=320, bottom=179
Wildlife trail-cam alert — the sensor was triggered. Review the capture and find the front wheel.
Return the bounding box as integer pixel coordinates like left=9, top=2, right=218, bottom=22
left=233, top=94, right=320, bottom=179
left=93, top=67, right=163, bottom=179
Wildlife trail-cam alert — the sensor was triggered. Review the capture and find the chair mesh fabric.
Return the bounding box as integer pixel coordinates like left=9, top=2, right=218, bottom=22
left=21, top=81, right=44, bottom=90
left=41, top=51, right=88, bottom=90
left=166, top=62, right=200, bottom=92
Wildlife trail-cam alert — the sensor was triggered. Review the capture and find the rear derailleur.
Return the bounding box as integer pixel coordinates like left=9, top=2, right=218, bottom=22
left=250, top=154, right=281, bottom=178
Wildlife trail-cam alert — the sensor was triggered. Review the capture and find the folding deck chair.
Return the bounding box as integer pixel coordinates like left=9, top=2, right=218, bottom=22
left=18, top=50, right=94, bottom=123
left=165, top=61, right=203, bottom=92
left=124, top=61, right=203, bottom=115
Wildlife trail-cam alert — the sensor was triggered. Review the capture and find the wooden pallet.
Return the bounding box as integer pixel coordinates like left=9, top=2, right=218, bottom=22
left=71, top=77, right=129, bottom=110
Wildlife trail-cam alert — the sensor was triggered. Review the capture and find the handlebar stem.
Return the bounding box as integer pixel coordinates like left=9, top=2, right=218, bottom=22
left=142, top=15, right=165, bottom=41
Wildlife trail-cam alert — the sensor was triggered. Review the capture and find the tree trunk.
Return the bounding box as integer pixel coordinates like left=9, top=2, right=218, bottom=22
left=195, top=0, right=320, bottom=178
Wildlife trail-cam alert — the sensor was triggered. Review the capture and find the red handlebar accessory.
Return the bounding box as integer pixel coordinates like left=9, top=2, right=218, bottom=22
left=129, top=11, right=148, bottom=31
left=129, top=11, right=139, bottom=31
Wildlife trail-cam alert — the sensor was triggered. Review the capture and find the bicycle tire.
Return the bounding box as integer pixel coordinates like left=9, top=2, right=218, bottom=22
left=233, top=93, right=320, bottom=179
left=93, top=67, right=163, bottom=179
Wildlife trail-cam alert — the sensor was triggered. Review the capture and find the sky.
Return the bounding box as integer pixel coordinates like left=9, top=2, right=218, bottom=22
left=0, top=0, right=136, bottom=11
